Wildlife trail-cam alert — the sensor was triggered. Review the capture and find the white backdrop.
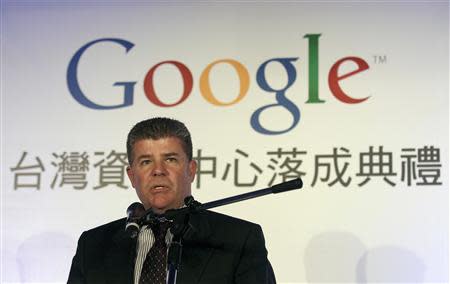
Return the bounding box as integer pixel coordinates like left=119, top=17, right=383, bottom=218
left=1, top=1, right=448, bottom=283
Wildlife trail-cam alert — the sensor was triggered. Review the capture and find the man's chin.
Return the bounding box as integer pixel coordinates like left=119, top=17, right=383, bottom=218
left=150, top=200, right=175, bottom=214
left=151, top=206, right=168, bottom=214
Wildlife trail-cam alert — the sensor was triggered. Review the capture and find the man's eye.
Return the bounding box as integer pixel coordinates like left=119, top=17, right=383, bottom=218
left=166, top=157, right=177, bottom=162
left=140, top=160, right=151, bottom=165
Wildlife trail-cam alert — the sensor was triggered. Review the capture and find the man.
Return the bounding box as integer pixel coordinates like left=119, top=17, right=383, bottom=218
left=68, top=117, right=275, bottom=284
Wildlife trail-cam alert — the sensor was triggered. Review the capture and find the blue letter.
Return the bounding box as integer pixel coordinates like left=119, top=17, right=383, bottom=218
left=67, top=38, right=136, bottom=109
left=251, top=58, right=300, bottom=135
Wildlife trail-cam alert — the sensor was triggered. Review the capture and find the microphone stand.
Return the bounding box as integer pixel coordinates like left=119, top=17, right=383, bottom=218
left=142, top=178, right=303, bottom=284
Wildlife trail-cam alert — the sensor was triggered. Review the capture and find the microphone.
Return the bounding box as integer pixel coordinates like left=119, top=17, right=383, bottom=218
left=125, top=202, right=146, bottom=238
left=270, top=178, right=303, bottom=193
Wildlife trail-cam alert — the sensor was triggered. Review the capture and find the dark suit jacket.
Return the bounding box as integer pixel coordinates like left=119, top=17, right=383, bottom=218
left=68, top=210, right=276, bottom=284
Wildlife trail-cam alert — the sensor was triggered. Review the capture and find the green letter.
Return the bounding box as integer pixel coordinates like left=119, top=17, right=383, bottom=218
left=304, top=34, right=324, bottom=103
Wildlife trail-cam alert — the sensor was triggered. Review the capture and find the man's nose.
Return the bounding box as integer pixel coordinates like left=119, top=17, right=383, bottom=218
left=151, top=161, right=167, bottom=176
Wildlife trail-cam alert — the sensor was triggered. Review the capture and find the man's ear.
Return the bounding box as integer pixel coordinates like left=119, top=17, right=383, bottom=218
left=189, top=160, right=197, bottom=182
left=126, top=165, right=135, bottom=188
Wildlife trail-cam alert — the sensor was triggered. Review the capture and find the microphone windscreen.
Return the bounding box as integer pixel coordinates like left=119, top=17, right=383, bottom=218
left=125, top=202, right=145, bottom=238
left=127, top=202, right=145, bottom=218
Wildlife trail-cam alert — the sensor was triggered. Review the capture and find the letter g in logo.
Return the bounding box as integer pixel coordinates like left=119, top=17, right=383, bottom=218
left=251, top=57, right=300, bottom=135
left=67, top=38, right=137, bottom=109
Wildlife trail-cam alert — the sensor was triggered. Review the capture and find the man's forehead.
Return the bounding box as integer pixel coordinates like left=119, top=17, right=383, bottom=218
left=136, top=151, right=180, bottom=158
left=133, top=137, right=186, bottom=153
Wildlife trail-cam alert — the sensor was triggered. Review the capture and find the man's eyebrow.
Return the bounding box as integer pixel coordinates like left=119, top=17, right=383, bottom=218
left=135, top=153, right=181, bottom=161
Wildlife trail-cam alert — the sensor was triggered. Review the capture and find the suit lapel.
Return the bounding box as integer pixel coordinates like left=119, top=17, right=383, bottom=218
left=176, top=211, right=223, bottom=284
left=178, top=244, right=215, bottom=283
left=103, top=229, right=136, bottom=284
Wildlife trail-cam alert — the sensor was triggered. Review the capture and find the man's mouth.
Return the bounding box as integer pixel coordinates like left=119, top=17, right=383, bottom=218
left=151, top=184, right=169, bottom=190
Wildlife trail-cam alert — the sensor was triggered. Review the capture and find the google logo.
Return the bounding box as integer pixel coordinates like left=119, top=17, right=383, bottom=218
left=67, top=35, right=369, bottom=135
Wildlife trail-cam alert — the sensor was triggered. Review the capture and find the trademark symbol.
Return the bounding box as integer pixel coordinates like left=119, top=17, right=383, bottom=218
left=373, top=55, right=387, bottom=64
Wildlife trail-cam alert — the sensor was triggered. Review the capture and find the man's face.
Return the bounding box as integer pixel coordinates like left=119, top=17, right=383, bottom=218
left=126, top=137, right=197, bottom=213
